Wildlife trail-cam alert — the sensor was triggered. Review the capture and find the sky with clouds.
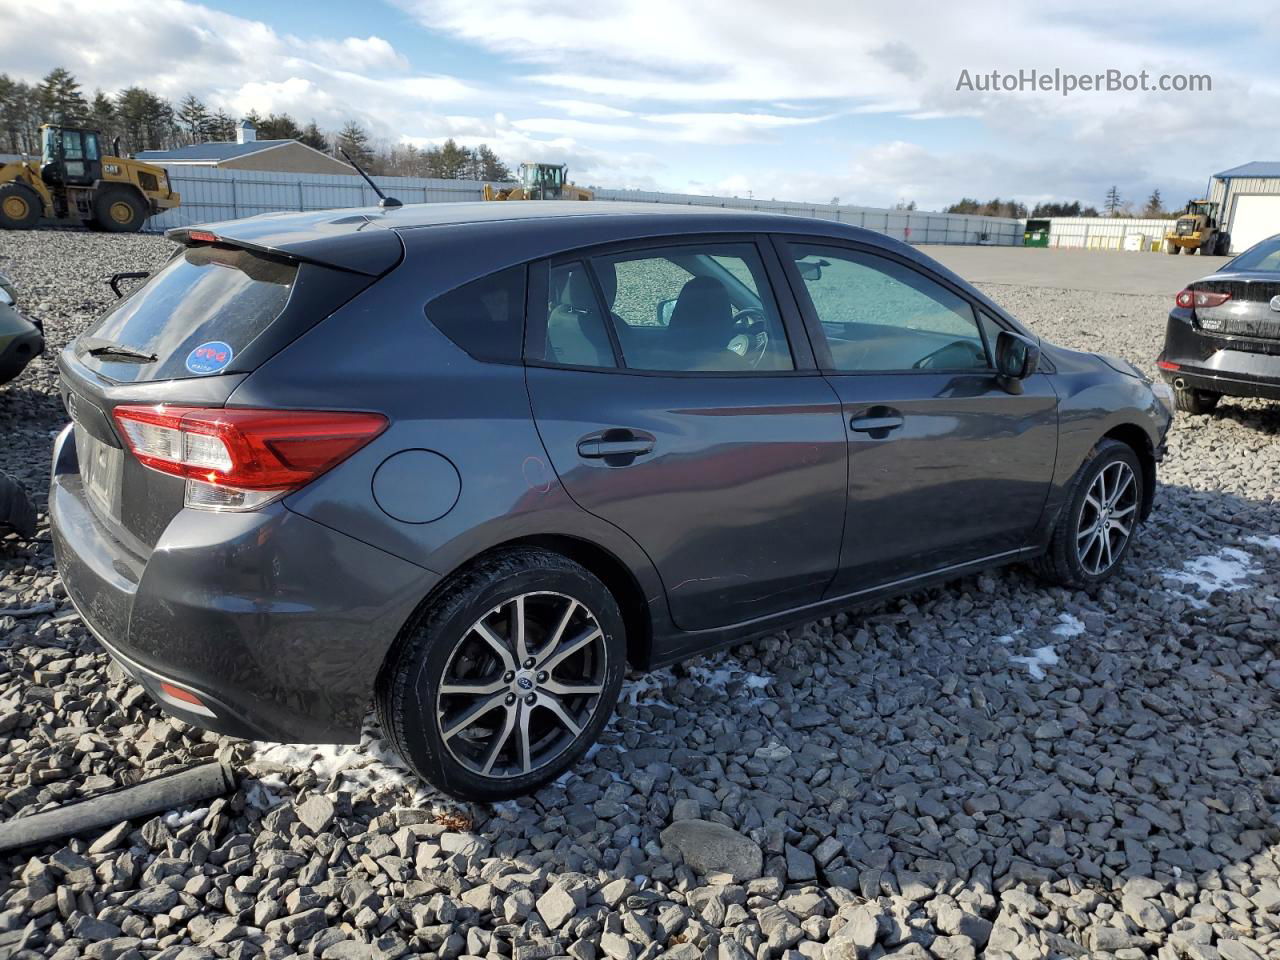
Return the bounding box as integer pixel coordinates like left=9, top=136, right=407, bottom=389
left=1, top=0, right=1276, bottom=211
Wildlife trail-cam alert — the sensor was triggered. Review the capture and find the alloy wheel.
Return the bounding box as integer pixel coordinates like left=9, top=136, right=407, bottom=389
left=435, top=591, right=607, bottom=779
left=1076, top=460, right=1138, bottom=575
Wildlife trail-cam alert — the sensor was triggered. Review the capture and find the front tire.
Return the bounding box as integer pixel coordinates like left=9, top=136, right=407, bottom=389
left=92, top=187, right=146, bottom=232
left=375, top=548, right=626, bottom=800
left=1174, top=386, right=1220, bottom=415
left=1033, top=439, right=1143, bottom=589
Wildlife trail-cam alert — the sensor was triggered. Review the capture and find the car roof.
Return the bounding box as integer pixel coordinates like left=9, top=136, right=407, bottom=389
left=170, top=201, right=891, bottom=275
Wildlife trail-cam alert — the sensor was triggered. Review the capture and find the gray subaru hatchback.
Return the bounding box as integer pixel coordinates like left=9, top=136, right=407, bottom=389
left=52, top=202, right=1173, bottom=799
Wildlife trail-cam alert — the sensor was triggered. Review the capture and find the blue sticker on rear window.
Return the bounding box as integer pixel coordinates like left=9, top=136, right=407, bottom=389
left=185, top=341, right=234, bottom=375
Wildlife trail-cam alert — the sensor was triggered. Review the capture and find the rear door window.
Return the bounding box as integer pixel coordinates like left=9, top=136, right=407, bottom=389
left=80, top=244, right=297, bottom=381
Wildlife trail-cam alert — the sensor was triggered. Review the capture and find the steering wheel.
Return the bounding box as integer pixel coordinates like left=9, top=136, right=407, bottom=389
left=727, top=308, right=770, bottom=369
left=913, top=339, right=987, bottom=370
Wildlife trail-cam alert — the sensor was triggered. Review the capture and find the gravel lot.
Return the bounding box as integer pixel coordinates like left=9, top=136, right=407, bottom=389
left=1, top=230, right=1278, bottom=960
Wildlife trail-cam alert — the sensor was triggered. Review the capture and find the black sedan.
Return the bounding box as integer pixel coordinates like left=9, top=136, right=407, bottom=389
left=1158, top=233, right=1280, bottom=413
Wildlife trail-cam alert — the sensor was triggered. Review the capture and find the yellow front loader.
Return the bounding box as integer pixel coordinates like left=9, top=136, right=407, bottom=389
left=0, top=124, right=180, bottom=232
left=483, top=163, right=592, bottom=201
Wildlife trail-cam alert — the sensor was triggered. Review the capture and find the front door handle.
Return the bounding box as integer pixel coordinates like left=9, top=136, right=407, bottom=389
left=850, top=407, right=904, bottom=438
left=577, top=430, right=655, bottom=460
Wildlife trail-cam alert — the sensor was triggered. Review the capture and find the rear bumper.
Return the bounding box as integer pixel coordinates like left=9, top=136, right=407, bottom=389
left=49, top=423, right=436, bottom=744
left=0, top=306, right=44, bottom=385
left=1159, top=314, right=1280, bottom=401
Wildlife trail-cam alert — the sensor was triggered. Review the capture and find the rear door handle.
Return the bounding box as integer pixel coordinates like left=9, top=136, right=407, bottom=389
left=850, top=415, right=904, bottom=433
left=577, top=431, right=655, bottom=459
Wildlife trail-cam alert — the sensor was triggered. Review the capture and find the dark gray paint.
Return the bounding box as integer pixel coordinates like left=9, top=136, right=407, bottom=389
left=51, top=202, right=1172, bottom=744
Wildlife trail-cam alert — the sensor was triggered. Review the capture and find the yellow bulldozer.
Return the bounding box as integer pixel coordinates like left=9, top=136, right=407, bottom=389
left=483, top=163, right=592, bottom=201
left=0, top=124, right=180, bottom=232
left=1164, top=199, right=1229, bottom=256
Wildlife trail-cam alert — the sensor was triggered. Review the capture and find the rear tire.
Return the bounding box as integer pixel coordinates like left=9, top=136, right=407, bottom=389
left=1033, top=439, right=1143, bottom=589
left=1165, top=241, right=1179, bottom=255
left=1215, top=233, right=1231, bottom=256
left=0, top=182, right=41, bottom=229
left=1174, top=386, right=1220, bottom=415
left=375, top=548, right=626, bottom=800
left=91, top=188, right=146, bottom=233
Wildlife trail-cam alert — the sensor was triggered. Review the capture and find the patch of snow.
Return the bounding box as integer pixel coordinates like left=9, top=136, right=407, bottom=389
left=1163, top=547, right=1260, bottom=601
left=251, top=720, right=430, bottom=803
left=164, top=806, right=208, bottom=828
left=1246, top=535, right=1280, bottom=551
left=1051, top=614, right=1085, bottom=638
left=622, top=669, right=674, bottom=706
left=994, top=635, right=1016, bottom=646
left=684, top=655, right=773, bottom=700
left=1010, top=645, right=1059, bottom=680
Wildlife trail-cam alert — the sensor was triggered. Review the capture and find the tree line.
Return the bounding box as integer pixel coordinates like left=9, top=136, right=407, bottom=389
left=0, top=67, right=513, bottom=182
left=945, top=188, right=1173, bottom=220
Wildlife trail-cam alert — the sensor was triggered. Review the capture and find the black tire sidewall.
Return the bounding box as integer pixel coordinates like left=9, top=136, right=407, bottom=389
left=1059, top=442, right=1144, bottom=586
left=93, top=189, right=145, bottom=232
left=387, top=552, right=625, bottom=801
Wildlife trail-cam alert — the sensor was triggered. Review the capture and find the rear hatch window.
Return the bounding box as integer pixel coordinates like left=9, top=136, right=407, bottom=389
left=77, top=245, right=297, bottom=382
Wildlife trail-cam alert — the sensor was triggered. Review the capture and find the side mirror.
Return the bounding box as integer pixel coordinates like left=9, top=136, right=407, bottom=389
left=656, top=297, right=677, bottom=326
left=796, top=258, right=829, bottom=281
left=995, top=330, right=1040, bottom=390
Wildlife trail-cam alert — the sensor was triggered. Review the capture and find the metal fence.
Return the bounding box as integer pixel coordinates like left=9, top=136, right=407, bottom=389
left=1042, top=217, right=1178, bottom=252
left=144, top=166, right=1024, bottom=245
left=590, top=188, right=1024, bottom=245
left=145, top=167, right=487, bottom=232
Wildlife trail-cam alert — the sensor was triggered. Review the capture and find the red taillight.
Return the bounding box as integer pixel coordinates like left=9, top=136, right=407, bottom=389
left=187, top=229, right=218, bottom=244
left=159, top=681, right=205, bottom=707
left=1157, top=360, right=1180, bottom=371
left=1175, top=288, right=1231, bottom=309
left=112, top=406, right=387, bottom=510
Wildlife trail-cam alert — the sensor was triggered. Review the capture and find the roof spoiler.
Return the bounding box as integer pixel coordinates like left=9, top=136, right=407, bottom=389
left=164, top=220, right=402, bottom=277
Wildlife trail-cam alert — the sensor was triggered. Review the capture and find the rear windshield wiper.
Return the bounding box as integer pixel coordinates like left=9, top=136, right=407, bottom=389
left=84, top=343, right=158, bottom=363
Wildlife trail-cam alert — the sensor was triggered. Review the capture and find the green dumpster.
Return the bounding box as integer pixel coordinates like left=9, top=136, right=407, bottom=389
left=1023, top=218, right=1050, bottom=247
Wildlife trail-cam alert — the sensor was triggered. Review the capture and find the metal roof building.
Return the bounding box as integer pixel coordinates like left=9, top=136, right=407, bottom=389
left=137, top=120, right=351, bottom=176
left=1207, top=161, right=1280, bottom=254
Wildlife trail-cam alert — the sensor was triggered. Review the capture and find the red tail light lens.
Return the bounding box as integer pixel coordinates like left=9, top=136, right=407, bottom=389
left=113, top=406, right=387, bottom=511
left=1175, top=288, right=1231, bottom=309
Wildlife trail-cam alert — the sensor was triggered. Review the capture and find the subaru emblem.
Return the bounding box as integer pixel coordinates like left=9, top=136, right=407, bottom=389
left=517, top=676, right=534, bottom=690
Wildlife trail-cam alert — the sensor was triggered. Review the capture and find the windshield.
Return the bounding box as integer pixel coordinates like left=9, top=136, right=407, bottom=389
left=1226, top=235, right=1280, bottom=273
left=79, top=244, right=297, bottom=382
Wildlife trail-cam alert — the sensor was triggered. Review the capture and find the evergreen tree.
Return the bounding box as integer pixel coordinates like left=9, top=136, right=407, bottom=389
left=0, top=74, right=40, bottom=153
left=1143, top=189, right=1163, bottom=218
left=1104, top=185, right=1122, bottom=216
left=299, top=120, right=328, bottom=152
left=176, top=94, right=208, bottom=144
left=334, top=120, right=374, bottom=166
left=115, top=86, right=175, bottom=153
left=36, top=67, right=87, bottom=124
left=87, top=90, right=117, bottom=144
left=257, top=113, right=303, bottom=141
left=205, top=109, right=237, bottom=143
left=473, top=144, right=511, bottom=181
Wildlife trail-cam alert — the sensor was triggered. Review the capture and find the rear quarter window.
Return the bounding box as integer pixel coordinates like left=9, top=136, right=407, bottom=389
left=81, top=244, right=297, bottom=381
left=425, top=266, right=527, bottom=363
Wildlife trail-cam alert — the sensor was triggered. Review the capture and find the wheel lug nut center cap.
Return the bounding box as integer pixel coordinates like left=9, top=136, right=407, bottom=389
left=514, top=671, right=537, bottom=692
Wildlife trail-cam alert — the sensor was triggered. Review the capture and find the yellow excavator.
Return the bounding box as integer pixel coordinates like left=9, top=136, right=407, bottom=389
left=0, top=124, right=180, bottom=232
left=483, top=163, right=592, bottom=201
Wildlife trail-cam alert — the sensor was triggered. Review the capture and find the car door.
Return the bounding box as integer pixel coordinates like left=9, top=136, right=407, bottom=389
left=525, top=237, right=848, bottom=631
left=776, top=238, right=1058, bottom=595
